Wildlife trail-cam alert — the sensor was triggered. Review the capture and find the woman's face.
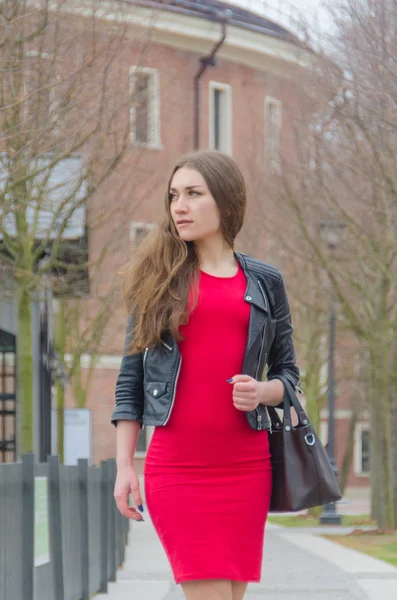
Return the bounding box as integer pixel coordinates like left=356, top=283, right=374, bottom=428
left=169, top=167, right=222, bottom=243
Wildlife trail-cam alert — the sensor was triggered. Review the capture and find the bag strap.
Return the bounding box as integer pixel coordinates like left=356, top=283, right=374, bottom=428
left=268, top=375, right=310, bottom=429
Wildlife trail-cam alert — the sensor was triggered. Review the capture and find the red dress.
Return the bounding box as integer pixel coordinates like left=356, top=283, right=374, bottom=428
left=144, top=262, right=272, bottom=584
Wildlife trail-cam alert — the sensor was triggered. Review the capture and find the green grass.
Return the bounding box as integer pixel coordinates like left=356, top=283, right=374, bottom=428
left=267, top=514, right=375, bottom=528
left=323, top=533, right=397, bottom=568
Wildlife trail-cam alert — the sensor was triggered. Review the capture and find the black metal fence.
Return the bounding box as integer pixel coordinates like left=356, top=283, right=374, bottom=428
left=0, top=454, right=129, bottom=600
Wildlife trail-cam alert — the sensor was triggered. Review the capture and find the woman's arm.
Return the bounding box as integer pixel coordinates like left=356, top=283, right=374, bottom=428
left=264, top=273, right=299, bottom=407
left=116, top=420, right=141, bottom=468
left=114, top=420, right=144, bottom=520
left=266, top=274, right=299, bottom=387
left=111, top=313, right=145, bottom=427
left=257, top=378, right=284, bottom=407
left=112, top=314, right=145, bottom=520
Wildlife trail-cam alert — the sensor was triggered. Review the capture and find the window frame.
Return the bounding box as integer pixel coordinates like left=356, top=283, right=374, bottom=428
left=265, top=96, right=282, bottom=174
left=23, top=49, right=58, bottom=130
left=129, top=66, right=162, bottom=149
left=354, top=422, right=370, bottom=476
left=209, top=81, right=232, bottom=155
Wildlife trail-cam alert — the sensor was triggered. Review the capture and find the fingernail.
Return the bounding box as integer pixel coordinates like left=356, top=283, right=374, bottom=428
left=136, top=518, right=145, bottom=522
left=138, top=504, right=144, bottom=512
left=226, top=378, right=233, bottom=383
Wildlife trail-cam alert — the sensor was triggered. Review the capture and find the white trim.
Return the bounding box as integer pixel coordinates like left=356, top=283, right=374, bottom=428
left=320, top=409, right=369, bottom=419
left=54, top=2, right=315, bottom=79
left=129, top=66, right=162, bottom=149
left=64, top=353, right=122, bottom=369
left=209, top=81, right=232, bottom=155
left=354, top=423, right=370, bottom=476
left=130, top=221, right=155, bottom=245
left=265, top=96, right=282, bottom=173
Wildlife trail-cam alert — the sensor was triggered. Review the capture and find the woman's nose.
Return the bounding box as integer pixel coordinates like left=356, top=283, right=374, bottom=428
left=174, top=195, right=189, bottom=211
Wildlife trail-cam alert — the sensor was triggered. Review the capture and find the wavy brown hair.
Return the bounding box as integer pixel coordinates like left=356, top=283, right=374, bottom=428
left=120, top=150, right=246, bottom=354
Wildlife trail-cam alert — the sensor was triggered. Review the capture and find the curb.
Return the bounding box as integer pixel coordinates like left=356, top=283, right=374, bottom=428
left=279, top=530, right=397, bottom=575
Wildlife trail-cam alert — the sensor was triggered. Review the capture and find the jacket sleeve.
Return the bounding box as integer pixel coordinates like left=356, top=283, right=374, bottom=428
left=266, top=274, right=300, bottom=405
left=111, top=313, right=144, bottom=427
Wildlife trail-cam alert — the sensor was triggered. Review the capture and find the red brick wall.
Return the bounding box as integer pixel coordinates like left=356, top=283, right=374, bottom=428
left=60, top=21, right=369, bottom=492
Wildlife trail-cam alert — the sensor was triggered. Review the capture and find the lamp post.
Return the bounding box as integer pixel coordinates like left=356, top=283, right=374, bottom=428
left=38, top=257, right=53, bottom=463
left=319, top=219, right=345, bottom=525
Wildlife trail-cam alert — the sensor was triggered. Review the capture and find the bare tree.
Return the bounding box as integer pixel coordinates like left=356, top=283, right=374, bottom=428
left=0, top=0, right=158, bottom=455
left=272, top=0, right=397, bottom=528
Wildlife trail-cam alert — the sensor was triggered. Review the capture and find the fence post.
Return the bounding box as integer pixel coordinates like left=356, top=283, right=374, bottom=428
left=99, top=461, right=108, bottom=593
left=107, top=459, right=116, bottom=582
left=78, top=459, right=89, bottom=600
left=22, top=454, right=34, bottom=600
left=48, top=455, right=64, bottom=600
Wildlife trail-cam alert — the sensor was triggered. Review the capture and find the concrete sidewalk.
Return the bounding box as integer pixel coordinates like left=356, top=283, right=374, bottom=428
left=96, top=513, right=397, bottom=600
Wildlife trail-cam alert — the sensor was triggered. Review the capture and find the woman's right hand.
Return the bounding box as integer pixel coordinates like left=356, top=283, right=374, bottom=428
left=114, top=464, right=144, bottom=521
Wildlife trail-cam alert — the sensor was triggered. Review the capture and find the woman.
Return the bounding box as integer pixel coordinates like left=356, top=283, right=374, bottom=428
left=112, top=150, right=299, bottom=600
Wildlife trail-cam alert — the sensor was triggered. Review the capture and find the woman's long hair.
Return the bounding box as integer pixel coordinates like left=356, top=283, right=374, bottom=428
left=120, top=150, right=247, bottom=354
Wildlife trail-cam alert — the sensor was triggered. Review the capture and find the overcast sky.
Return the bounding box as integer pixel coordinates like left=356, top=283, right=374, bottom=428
left=291, top=0, right=334, bottom=32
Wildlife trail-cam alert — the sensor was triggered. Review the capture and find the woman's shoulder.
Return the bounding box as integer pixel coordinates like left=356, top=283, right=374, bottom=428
left=236, top=251, right=282, bottom=285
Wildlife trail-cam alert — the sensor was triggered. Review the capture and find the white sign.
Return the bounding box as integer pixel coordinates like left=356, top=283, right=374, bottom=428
left=64, top=408, right=92, bottom=465
left=34, top=477, right=50, bottom=567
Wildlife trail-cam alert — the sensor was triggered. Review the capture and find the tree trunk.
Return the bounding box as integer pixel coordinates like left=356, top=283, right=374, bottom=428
left=391, top=388, right=397, bottom=525
left=16, top=288, right=34, bottom=455
left=369, top=370, right=381, bottom=522
left=339, top=404, right=359, bottom=495
left=72, top=357, right=87, bottom=409
left=369, top=347, right=395, bottom=529
left=390, top=346, right=397, bottom=524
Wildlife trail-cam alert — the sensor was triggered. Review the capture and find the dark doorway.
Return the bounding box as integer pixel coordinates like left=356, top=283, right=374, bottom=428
left=0, top=329, right=17, bottom=462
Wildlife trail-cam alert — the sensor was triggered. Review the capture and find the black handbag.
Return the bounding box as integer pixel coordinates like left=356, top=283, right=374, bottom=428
left=268, top=375, right=342, bottom=512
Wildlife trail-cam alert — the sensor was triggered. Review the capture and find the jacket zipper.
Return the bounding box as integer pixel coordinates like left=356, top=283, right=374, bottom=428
left=255, top=331, right=267, bottom=430
left=255, top=342, right=267, bottom=430
left=143, top=347, right=148, bottom=369
left=256, top=279, right=271, bottom=432
left=161, top=340, right=173, bottom=351
left=163, top=355, right=182, bottom=425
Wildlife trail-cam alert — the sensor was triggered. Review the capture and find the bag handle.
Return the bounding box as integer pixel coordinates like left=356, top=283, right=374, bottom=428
left=268, top=375, right=311, bottom=430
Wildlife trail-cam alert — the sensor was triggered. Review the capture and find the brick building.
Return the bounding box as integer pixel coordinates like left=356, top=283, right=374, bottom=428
left=74, top=1, right=369, bottom=493
left=0, top=0, right=370, bottom=492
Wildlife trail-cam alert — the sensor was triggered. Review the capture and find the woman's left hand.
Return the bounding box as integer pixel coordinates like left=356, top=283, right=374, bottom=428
left=227, top=375, right=262, bottom=412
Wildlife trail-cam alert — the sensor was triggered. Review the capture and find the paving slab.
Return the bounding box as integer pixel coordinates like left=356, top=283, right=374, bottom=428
left=356, top=579, right=397, bottom=600
left=95, top=479, right=395, bottom=600
left=94, top=513, right=393, bottom=600
left=279, top=530, right=397, bottom=574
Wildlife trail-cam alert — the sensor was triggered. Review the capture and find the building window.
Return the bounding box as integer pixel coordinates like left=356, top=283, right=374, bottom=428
left=354, top=423, right=370, bottom=475
left=265, top=97, right=282, bottom=173
left=130, top=222, right=154, bottom=246
left=130, top=67, right=161, bottom=148
left=24, top=50, right=57, bottom=131
left=209, top=82, right=232, bottom=154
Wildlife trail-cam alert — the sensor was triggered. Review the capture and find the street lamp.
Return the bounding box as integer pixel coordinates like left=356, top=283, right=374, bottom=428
left=38, top=255, right=54, bottom=463
left=318, top=219, right=345, bottom=525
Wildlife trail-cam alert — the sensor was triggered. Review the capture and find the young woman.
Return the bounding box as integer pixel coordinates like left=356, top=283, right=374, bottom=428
left=112, top=150, right=299, bottom=600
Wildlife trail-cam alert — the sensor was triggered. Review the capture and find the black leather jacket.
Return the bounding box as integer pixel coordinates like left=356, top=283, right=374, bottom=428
left=111, top=251, right=299, bottom=432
